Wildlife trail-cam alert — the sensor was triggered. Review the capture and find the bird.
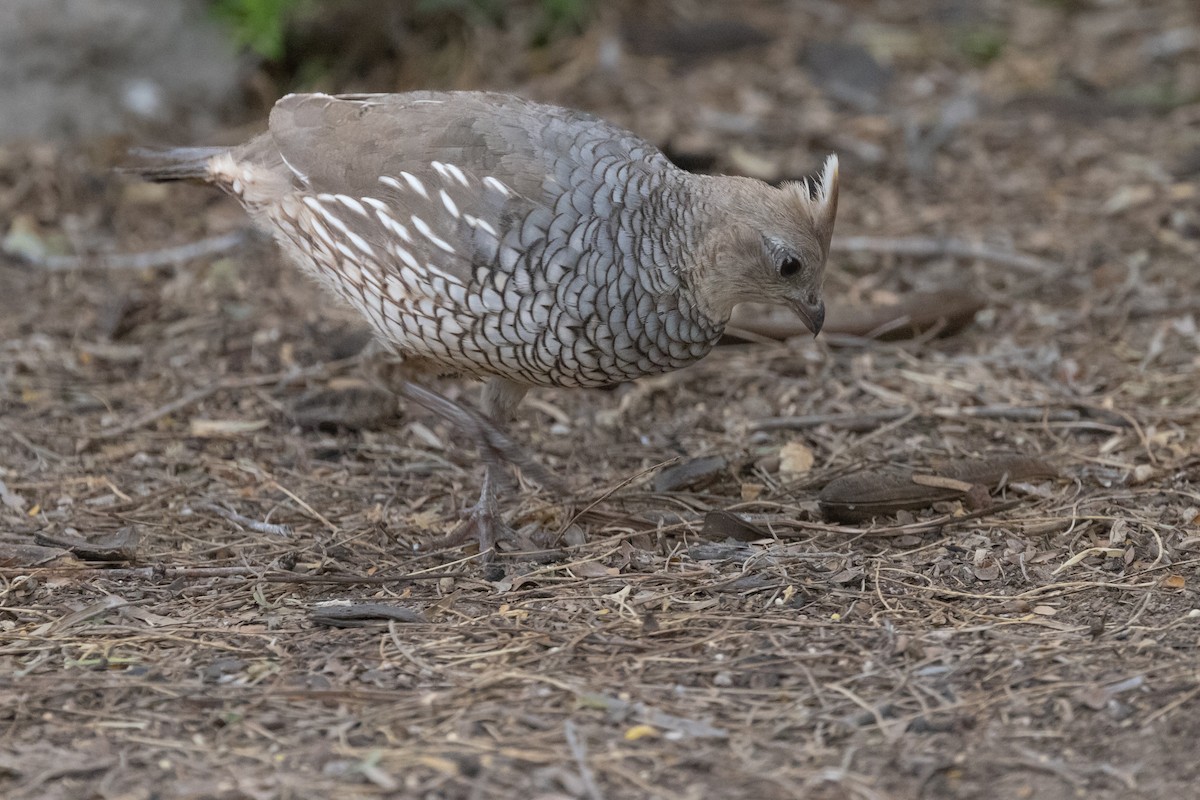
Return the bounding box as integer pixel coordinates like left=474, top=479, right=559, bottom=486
left=132, top=91, right=839, bottom=556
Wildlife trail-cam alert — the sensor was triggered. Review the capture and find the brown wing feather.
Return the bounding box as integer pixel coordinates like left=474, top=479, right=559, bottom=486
left=241, top=91, right=676, bottom=290
left=260, top=91, right=661, bottom=201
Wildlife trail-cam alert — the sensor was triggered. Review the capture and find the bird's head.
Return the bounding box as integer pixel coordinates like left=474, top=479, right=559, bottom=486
left=696, top=155, right=839, bottom=334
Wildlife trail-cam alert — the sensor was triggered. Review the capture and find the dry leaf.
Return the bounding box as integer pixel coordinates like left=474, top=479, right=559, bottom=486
left=653, top=455, right=728, bottom=492
left=700, top=510, right=770, bottom=542
left=973, top=563, right=1001, bottom=581
left=0, top=543, right=78, bottom=568
left=624, top=724, right=660, bottom=741
left=189, top=418, right=268, bottom=437
left=912, top=473, right=974, bottom=492
left=740, top=483, right=764, bottom=501
left=571, top=561, right=616, bottom=578
left=1052, top=546, right=1124, bottom=575
left=779, top=441, right=814, bottom=475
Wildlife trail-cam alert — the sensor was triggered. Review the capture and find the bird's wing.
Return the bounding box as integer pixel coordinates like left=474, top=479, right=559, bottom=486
left=246, top=91, right=676, bottom=291
left=248, top=92, right=673, bottom=286
left=261, top=91, right=668, bottom=201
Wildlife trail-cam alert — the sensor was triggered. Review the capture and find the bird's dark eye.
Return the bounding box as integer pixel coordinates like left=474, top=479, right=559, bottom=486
left=779, top=256, right=803, bottom=279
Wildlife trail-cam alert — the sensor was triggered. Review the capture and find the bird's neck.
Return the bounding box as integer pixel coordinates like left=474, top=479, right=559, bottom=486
left=681, top=175, right=758, bottom=325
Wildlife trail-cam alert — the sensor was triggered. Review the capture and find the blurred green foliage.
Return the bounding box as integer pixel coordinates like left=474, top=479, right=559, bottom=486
left=531, top=0, right=593, bottom=44
left=211, top=0, right=310, bottom=60
left=955, top=24, right=1007, bottom=67
left=416, top=0, right=507, bottom=25
left=212, top=0, right=593, bottom=61
left=417, top=0, right=592, bottom=41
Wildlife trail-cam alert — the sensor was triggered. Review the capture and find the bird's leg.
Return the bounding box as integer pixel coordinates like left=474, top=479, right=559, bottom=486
left=442, top=378, right=531, bottom=557
left=455, top=458, right=504, bottom=555
left=392, top=377, right=541, bottom=557
left=392, top=379, right=549, bottom=488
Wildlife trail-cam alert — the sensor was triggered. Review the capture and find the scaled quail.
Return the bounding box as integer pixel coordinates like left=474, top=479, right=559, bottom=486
left=135, top=91, right=840, bottom=555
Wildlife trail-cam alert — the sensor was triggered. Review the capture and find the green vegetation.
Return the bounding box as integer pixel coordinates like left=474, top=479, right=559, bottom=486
left=415, top=0, right=507, bottom=26
left=416, top=0, right=593, bottom=34
left=955, top=24, right=1007, bottom=67
left=528, top=0, right=594, bottom=44
left=212, top=0, right=594, bottom=61
left=211, top=0, right=310, bottom=60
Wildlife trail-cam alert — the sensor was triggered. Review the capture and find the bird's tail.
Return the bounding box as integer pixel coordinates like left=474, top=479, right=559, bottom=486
left=122, top=146, right=227, bottom=182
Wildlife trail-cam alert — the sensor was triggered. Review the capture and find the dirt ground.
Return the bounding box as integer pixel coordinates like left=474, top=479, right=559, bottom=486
left=2, top=1, right=1200, bottom=798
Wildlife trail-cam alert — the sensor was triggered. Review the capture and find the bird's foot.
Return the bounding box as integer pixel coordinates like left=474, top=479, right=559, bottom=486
left=447, top=503, right=513, bottom=561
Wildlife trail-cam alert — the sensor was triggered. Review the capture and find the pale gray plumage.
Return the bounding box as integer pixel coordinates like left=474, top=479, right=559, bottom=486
left=136, top=90, right=839, bottom=556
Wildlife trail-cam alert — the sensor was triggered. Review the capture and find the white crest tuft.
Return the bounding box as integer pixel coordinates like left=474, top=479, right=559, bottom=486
left=789, top=155, right=838, bottom=205
left=816, top=154, right=838, bottom=206
left=782, top=154, right=839, bottom=254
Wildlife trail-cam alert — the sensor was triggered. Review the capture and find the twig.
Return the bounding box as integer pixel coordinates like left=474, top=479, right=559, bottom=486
left=564, top=720, right=605, bottom=800
left=84, top=360, right=356, bottom=446
left=1003, top=748, right=1086, bottom=789
left=935, top=405, right=1129, bottom=432
left=936, top=405, right=1081, bottom=422
left=833, top=235, right=1063, bottom=275
left=749, top=408, right=911, bottom=432
left=0, top=425, right=66, bottom=464
left=6, top=231, right=249, bottom=272
left=557, top=459, right=678, bottom=536
left=88, top=383, right=222, bottom=444
left=752, top=406, right=1128, bottom=436
left=618, top=497, right=1028, bottom=538
left=1143, top=683, right=1200, bottom=726
left=0, top=565, right=458, bottom=584
left=267, top=480, right=339, bottom=533
left=192, top=502, right=294, bottom=538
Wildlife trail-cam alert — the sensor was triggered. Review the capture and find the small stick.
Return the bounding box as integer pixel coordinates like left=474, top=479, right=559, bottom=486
left=0, top=425, right=66, bottom=463
left=936, top=406, right=1081, bottom=422
left=752, top=406, right=1122, bottom=434
left=1143, top=684, right=1200, bottom=727
left=5, top=231, right=249, bottom=272
left=608, top=497, right=1027, bottom=538
left=0, top=565, right=459, bottom=584
left=84, top=360, right=356, bottom=446
left=564, top=721, right=605, bottom=800
left=749, top=408, right=911, bottom=432
left=833, top=234, right=1063, bottom=276
left=192, top=502, right=294, bottom=537
left=267, top=480, right=339, bottom=533
left=88, top=383, right=221, bottom=444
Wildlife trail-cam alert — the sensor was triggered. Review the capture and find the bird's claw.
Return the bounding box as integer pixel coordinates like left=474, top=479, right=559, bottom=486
left=438, top=494, right=514, bottom=561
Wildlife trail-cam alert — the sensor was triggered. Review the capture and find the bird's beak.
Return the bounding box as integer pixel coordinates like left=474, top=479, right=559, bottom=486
left=788, top=297, right=826, bottom=337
